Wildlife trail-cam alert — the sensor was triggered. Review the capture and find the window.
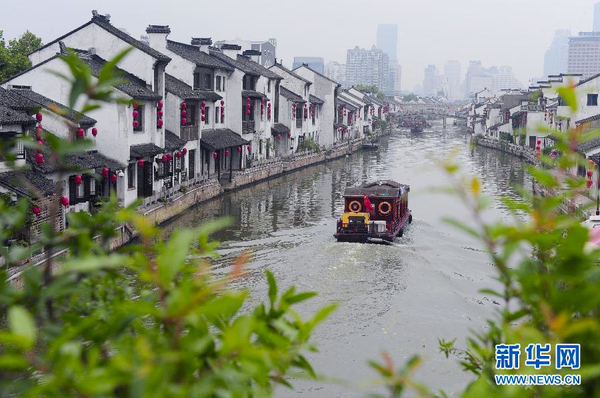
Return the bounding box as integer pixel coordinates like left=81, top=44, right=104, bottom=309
left=268, top=80, right=271, bottom=93
left=89, top=177, right=96, bottom=196
left=76, top=182, right=84, bottom=199
left=188, top=105, right=197, bottom=126
left=0, top=132, right=24, bottom=161
left=588, top=94, right=598, bottom=106
left=259, top=139, right=263, bottom=155
left=204, top=74, right=212, bottom=90
left=176, top=155, right=181, bottom=170
left=222, top=78, right=226, bottom=91
left=128, top=163, right=135, bottom=189
left=215, top=107, right=220, bottom=123
left=243, top=102, right=254, bottom=121
left=205, top=106, right=210, bottom=124
left=216, top=76, right=222, bottom=91
left=193, top=73, right=200, bottom=89
left=134, top=106, right=144, bottom=132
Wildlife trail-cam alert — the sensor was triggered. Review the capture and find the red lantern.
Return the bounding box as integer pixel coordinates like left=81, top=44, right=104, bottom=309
left=588, top=170, right=594, bottom=178
left=35, top=153, right=43, bottom=164
left=181, top=110, right=187, bottom=117
left=237, top=146, right=242, bottom=152
left=268, top=102, right=271, bottom=108
left=167, top=153, right=172, bottom=161
left=213, top=152, right=218, bottom=159
left=158, top=119, right=164, bottom=127
left=111, top=174, right=117, bottom=183
left=75, top=175, right=82, bottom=185
left=181, top=102, right=187, bottom=109
left=277, top=134, right=281, bottom=139
left=536, top=146, right=541, bottom=151
left=537, top=140, right=541, bottom=145
left=133, top=120, right=139, bottom=129
left=37, top=139, right=43, bottom=146
left=201, top=108, right=206, bottom=114
left=288, top=132, right=291, bottom=138
left=35, top=126, right=43, bottom=135
left=138, top=159, right=145, bottom=167
left=183, top=148, right=188, bottom=155
left=157, top=100, right=163, bottom=109
left=225, top=149, right=230, bottom=156
left=176, top=152, right=182, bottom=159
left=162, top=155, right=168, bottom=163
left=60, top=196, right=70, bottom=207
left=77, top=128, right=85, bottom=138
left=92, top=127, right=98, bottom=137
left=32, top=205, right=41, bottom=215
left=247, top=145, right=251, bottom=151
left=246, top=110, right=251, bottom=115
left=588, top=180, right=594, bottom=188
left=220, top=100, right=224, bottom=106
left=133, top=102, right=138, bottom=109
left=247, top=98, right=251, bottom=103
left=102, top=167, right=109, bottom=178
left=133, top=110, right=139, bottom=119
left=181, top=118, right=187, bottom=125
left=36, top=112, right=42, bottom=122
left=201, top=101, right=206, bottom=108
left=201, top=116, right=206, bottom=122
left=157, top=111, right=163, bottom=118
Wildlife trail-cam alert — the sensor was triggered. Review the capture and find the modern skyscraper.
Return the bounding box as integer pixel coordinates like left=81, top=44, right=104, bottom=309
left=391, top=64, right=402, bottom=93
left=567, top=32, right=600, bottom=78
left=595, top=2, right=600, bottom=32
left=292, top=57, right=325, bottom=74
left=423, top=65, right=440, bottom=96
left=325, top=61, right=346, bottom=86
left=543, top=30, right=570, bottom=77
left=346, top=46, right=390, bottom=93
left=376, top=24, right=398, bottom=63
left=444, top=60, right=462, bottom=100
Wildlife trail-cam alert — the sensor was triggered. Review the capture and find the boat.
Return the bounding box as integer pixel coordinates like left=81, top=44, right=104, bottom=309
left=362, top=137, right=379, bottom=150
left=410, top=126, right=423, bottom=133
left=334, top=180, right=412, bottom=243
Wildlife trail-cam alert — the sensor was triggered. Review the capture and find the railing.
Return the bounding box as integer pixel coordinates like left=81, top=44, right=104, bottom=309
left=242, top=120, right=255, bottom=134
left=180, top=126, right=199, bottom=141
left=521, top=104, right=544, bottom=112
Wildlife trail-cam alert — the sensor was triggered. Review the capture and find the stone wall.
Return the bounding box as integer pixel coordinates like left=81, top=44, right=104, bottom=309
left=472, top=136, right=541, bottom=166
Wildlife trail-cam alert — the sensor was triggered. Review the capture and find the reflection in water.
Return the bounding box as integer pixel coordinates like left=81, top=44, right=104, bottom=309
left=161, top=121, right=529, bottom=396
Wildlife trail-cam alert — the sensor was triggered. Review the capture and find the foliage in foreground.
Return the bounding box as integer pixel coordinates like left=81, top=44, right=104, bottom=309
left=0, top=48, right=335, bottom=397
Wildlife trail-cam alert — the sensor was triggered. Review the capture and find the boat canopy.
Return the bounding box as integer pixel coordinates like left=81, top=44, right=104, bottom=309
left=344, top=180, right=409, bottom=197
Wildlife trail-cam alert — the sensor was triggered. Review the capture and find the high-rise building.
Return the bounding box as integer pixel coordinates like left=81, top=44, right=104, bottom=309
left=543, top=30, right=570, bottom=77
left=423, top=65, right=440, bottom=96
left=490, top=66, right=522, bottom=93
left=213, top=38, right=277, bottom=67
left=345, top=46, right=391, bottom=93
left=444, top=60, right=462, bottom=100
left=325, top=61, right=346, bottom=86
left=292, top=57, right=325, bottom=74
left=465, top=61, right=521, bottom=96
left=567, top=32, right=600, bottom=78
left=595, top=3, right=600, bottom=32
left=376, top=24, right=398, bottom=63
left=391, top=64, right=402, bottom=94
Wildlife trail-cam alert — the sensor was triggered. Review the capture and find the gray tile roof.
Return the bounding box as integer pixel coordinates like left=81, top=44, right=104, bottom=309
left=0, top=104, right=34, bottom=125
left=167, top=41, right=234, bottom=71
left=336, top=97, right=359, bottom=111
left=10, top=88, right=97, bottom=126
left=165, top=74, right=222, bottom=101
left=0, top=171, right=55, bottom=198
left=578, top=136, right=600, bottom=153
left=0, top=87, right=36, bottom=110
left=499, top=94, right=528, bottom=110
left=201, top=128, right=249, bottom=150
left=280, top=86, right=305, bottom=103
left=576, top=113, right=600, bottom=125
left=334, top=123, right=348, bottom=129
left=75, top=52, right=161, bottom=100
left=292, top=64, right=339, bottom=86
left=271, top=123, right=290, bottom=135
left=242, top=90, right=267, bottom=99
left=130, top=143, right=164, bottom=158
left=165, top=130, right=187, bottom=151
left=26, top=141, right=125, bottom=174
left=309, top=94, right=324, bottom=105
left=235, top=55, right=282, bottom=80
left=208, top=50, right=259, bottom=76
left=30, top=15, right=170, bottom=62
left=270, top=63, right=312, bottom=84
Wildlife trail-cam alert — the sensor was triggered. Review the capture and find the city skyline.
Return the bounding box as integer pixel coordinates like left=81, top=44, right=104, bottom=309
left=1, top=0, right=598, bottom=92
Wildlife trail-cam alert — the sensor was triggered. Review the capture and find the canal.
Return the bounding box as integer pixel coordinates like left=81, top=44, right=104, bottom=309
left=162, top=120, right=531, bottom=396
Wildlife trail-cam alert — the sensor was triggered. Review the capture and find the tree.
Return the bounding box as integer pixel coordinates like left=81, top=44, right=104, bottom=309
left=401, top=93, right=418, bottom=102
left=0, top=30, right=43, bottom=81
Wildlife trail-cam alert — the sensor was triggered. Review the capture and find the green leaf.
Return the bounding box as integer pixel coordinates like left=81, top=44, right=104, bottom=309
left=56, top=253, right=130, bottom=275
left=442, top=217, right=481, bottom=239
left=266, top=270, right=277, bottom=307
left=286, top=292, right=318, bottom=305
left=156, top=229, right=197, bottom=285
left=557, top=87, right=577, bottom=112
left=0, top=355, right=28, bottom=370
left=8, top=306, right=36, bottom=349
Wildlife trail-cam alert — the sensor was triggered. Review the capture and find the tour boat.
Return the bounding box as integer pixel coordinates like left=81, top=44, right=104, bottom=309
left=334, top=180, right=412, bottom=243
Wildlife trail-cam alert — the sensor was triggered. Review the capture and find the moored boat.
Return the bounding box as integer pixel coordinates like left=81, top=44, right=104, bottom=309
left=334, top=180, right=412, bottom=243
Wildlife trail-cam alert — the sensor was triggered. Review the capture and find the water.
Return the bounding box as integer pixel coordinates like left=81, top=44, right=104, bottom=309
left=162, top=121, right=531, bottom=396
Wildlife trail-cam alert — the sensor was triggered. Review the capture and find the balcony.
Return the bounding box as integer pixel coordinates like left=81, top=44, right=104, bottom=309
left=242, top=120, right=255, bottom=134
left=180, top=126, right=199, bottom=141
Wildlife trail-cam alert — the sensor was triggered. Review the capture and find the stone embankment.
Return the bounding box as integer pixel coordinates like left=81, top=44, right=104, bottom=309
left=472, top=135, right=593, bottom=219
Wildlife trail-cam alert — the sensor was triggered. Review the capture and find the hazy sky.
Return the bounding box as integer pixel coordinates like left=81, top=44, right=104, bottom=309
left=2, top=0, right=598, bottom=91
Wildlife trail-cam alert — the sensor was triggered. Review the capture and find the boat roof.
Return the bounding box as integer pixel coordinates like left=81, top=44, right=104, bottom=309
left=344, top=180, right=409, bottom=197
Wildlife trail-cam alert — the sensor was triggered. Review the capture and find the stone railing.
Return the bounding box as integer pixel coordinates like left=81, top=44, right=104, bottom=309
left=472, top=136, right=541, bottom=166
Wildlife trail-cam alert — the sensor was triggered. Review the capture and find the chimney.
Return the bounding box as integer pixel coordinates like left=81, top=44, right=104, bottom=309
left=146, top=25, right=170, bottom=53
left=242, top=49, right=261, bottom=64
left=220, top=44, right=242, bottom=60
left=191, top=37, right=212, bottom=53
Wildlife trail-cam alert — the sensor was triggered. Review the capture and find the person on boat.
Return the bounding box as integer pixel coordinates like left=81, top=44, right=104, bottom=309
left=363, top=195, right=374, bottom=214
